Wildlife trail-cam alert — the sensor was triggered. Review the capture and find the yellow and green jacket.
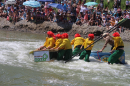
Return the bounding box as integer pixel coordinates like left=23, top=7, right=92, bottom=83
left=71, top=37, right=85, bottom=49
left=53, top=38, right=63, bottom=49
left=112, top=37, right=124, bottom=50
left=82, top=38, right=94, bottom=50
left=59, top=38, right=72, bottom=50
left=43, top=37, right=55, bottom=48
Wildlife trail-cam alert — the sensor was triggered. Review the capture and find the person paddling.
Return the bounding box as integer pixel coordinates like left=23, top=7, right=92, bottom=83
left=38, top=31, right=55, bottom=59
left=98, top=33, right=114, bottom=52
left=79, top=34, right=94, bottom=62
left=50, top=34, right=63, bottom=60
left=107, top=32, right=124, bottom=64
left=56, top=33, right=72, bottom=61
left=71, top=33, right=85, bottom=55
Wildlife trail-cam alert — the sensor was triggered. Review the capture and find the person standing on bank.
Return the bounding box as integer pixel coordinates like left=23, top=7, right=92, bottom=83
left=98, top=33, right=114, bottom=52
left=107, top=32, right=124, bottom=64
left=79, top=34, right=94, bottom=62
left=71, top=33, right=85, bottom=55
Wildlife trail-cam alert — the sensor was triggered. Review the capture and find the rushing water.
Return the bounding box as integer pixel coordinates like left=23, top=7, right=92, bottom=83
left=0, top=30, right=130, bottom=86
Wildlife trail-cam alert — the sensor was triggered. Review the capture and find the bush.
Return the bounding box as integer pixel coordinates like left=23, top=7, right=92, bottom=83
left=85, top=0, right=128, bottom=10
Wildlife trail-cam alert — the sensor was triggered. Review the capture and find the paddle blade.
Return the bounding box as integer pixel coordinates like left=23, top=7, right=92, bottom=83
left=29, top=49, right=39, bottom=54
left=29, top=51, right=34, bottom=54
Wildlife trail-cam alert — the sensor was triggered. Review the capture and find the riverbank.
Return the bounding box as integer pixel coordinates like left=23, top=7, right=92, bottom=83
left=0, top=17, right=130, bottom=41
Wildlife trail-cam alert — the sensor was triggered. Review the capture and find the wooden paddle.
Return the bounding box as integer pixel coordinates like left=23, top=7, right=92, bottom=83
left=29, top=49, right=58, bottom=54
left=65, top=18, right=128, bottom=63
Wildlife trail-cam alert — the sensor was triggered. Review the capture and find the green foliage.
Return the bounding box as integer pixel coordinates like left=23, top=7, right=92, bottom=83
left=86, top=0, right=93, bottom=3
left=85, top=0, right=129, bottom=10
left=104, top=0, right=114, bottom=9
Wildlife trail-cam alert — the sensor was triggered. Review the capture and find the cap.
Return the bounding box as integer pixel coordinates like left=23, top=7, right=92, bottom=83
left=88, top=34, right=94, bottom=39
left=55, top=34, right=62, bottom=38
left=75, top=33, right=81, bottom=38
left=47, top=31, right=54, bottom=37
left=62, top=33, right=68, bottom=38
left=113, top=32, right=120, bottom=37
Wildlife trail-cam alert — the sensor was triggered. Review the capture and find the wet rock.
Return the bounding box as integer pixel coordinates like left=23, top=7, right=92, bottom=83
left=0, top=17, right=130, bottom=41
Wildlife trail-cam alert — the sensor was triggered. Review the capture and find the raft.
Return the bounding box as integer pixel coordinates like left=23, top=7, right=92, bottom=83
left=90, top=51, right=125, bottom=64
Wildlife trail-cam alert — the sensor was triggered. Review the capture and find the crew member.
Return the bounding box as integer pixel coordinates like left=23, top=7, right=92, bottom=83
left=57, top=33, right=72, bottom=61
left=79, top=34, right=94, bottom=62
left=98, top=33, right=114, bottom=52
left=107, top=32, right=124, bottom=64
left=51, top=34, right=63, bottom=60
left=38, top=31, right=55, bottom=59
left=71, top=33, right=85, bottom=55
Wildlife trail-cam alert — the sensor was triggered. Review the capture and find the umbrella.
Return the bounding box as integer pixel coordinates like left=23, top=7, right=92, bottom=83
left=5, top=0, right=16, bottom=5
left=48, top=3, right=64, bottom=10
left=38, top=0, right=53, bottom=2
left=23, top=0, right=41, bottom=8
left=84, top=2, right=98, bottom=6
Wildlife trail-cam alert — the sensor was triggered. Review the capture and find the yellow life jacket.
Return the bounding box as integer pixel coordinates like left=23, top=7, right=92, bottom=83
left=71, top=37, right=85, bottom=49
left=59, top=38, right=72, bottom=50
left=43, top=37, right=55, bottom=48
left=83, top=38, right=94, bottom=50
left=112, top=37, right=124, bottom=50
left=53, top=38, right=63, bottom=49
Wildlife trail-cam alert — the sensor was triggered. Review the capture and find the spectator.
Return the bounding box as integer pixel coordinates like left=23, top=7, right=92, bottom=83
left=71, top=13, right=76, bottom=23
left=109, top=16, right=115, bottom=29
left=117, top=7, right=122, bottom=17
left=40, top=9, right=45, bottom=21
left=76, top=16, right=82, bottom=26
left=125, top=12, right=130, bottom=19
left=88, top=16, right=95, bottom=26
left=48, top=11, right=53, bottom=22
left=113, top=2, right=118, bottom=13
left=95, top=14, right=102, bottom=26
left=53, top=13, right=57, bottom=22
left=83, top=11, right=88, bottom=23
left=126, top=0, right=129, bottom=10
left=102, top=13, right=106, bottom=26
left=76, top=3, right=80, bottom=17
left=80, top=3, right=86, bottom=17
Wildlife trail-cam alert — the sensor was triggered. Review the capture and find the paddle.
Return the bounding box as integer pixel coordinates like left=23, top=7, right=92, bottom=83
left=29, top=49, right=58, bottom=54
left=29, top=49, right=39, bottom=54
left=65, top=18, right=128, bottom=63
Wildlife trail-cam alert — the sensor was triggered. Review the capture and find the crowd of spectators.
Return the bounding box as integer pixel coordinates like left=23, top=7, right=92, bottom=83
left=0, top=0, right=130, bottom=33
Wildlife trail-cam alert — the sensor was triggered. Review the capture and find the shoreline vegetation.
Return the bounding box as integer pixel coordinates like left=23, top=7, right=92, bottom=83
left=0, top=17, right=130, bottom=41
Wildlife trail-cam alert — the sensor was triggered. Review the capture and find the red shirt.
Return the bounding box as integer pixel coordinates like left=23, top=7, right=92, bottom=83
left=84, top=13, right=88, bottom=20
left=48, top=8, right=52, bottom=12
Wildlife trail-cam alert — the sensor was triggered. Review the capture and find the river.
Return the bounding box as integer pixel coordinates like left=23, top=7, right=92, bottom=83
left=0, top=30, right=130, bottom=86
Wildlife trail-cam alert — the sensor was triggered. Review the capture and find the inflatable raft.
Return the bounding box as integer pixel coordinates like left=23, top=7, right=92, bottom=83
left=90, top=51, right=125, bottom=64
